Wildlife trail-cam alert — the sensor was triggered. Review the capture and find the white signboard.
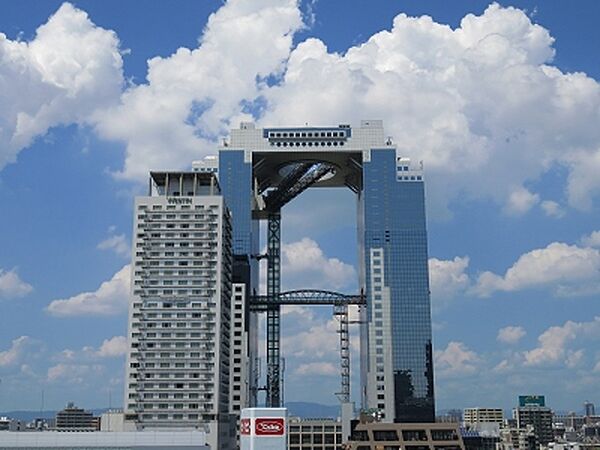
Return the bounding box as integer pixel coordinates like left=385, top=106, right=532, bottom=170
left=240, top=407, right=287, bottom=450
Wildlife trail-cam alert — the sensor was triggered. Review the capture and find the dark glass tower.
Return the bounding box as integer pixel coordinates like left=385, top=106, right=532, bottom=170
left=218, top=121, right=434, bottom=422
left=360, top=149, right=434, bottom=422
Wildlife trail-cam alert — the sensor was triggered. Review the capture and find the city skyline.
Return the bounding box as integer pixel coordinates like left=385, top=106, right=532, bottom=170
left=1, top=0, right=600, bottom=413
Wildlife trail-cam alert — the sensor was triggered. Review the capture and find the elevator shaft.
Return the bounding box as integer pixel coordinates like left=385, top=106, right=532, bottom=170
left=266, top=211, right=281, bottom=407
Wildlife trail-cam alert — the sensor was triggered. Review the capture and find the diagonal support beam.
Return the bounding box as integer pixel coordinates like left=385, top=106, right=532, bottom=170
left=264, top=162, right=334, bottom=212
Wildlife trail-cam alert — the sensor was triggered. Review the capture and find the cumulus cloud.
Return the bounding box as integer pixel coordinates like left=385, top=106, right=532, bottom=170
left=46, top=265, right=130, bottom=316
left=472, top=242, right=600, bottom=297
left=260, top=3, right=600, bottom=214
left=0, top=336, right=34, bottom=367
left=428, top=256, right=470, bottom=304
left=434, top=341, right=480, bottom=377
left=280, top=238, right=356, bottom=291
left=541, top=200, right=565, bottom=218
left=523, top=316, right=600, bottom=367
left=0, top=268, right=33, bottom=299
left=581, top=230, right=600, bottom=248
left=504, top=187, right=540, bottom=215
left=497, top=326, right=526, bottom=344
left=282, top=318, right=340, bottom=359
left=96, top=336, right=127, bottom=357
left=97, top=229, right=130, bottom=258
left=0, top=2, right=123, bottom=170
left=3, top=2, right=600, bottom=216
left=93, top=0, right=303, bottom=181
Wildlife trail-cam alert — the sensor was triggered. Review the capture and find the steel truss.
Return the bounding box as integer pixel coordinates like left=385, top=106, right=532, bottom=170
left=250, top=290, right=365, bottom=308
left=259, top=160, right=341, bottom=407
left=251, top=289, right=364, bottom=406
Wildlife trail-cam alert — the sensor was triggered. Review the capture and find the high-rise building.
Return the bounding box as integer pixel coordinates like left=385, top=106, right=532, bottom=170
left=218, top=120, right=434, bottom=422
left=514, top=396, right=553, bottom=446
left=123, top=171, right=233, bottom=449
left=584, top=401, right=596, bottom=417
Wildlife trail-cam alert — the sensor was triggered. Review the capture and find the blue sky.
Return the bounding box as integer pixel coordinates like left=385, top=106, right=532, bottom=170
left=1, top=0, right=600, bottom=414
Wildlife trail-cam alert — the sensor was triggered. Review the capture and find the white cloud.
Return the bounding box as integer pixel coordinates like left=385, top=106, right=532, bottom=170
left=504, top=187, right=540, bottom=215
left=0, top=336, right=33, bottom=367
left=97, top=336, right=127, bottom=358
left=0, top=2, right=123, bottom=170
left=3, top=2, right=600, bottom=216
left=260, top=4, right=600, bottom=214
left=282, top=318, right=339, bottom=359
left=97, top=232, right=130, bottom=258
left=497, top=326, right=526, bottom=344
left=565, top=349, right=584, bottom=368
left=428, top=256, right=470, bottom=303
left=280, top=238, right=356, bottom=291
left=47, top=363, right=103, bottom=383
left=93, top=0, right=303, bottom=181
left=434, top=341, right=480, bottom=377
left=472, top=242, right=600, bottom=297
left=493, top=359, right=513, bottom=373
left=46, top=265, right=130, bottom=316
left=295, top=361, right=338, bottom=376
left=523, top=317, right=600, bottom=367
left=541, top=200, right=565, bottom=218
left=0, top=268, right=33, bottom=299
left=581, top=230, right=600, bottom=248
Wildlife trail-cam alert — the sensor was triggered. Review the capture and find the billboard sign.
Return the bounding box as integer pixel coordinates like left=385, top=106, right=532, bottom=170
left=519, top=395, right=546, bottom=407
left=240, top=408, right=287, bottom=450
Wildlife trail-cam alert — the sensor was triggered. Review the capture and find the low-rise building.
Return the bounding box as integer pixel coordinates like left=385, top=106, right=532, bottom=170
left=0, top=418, right=21, bottom=432
left=288, top=417, right=343, bottom=450
left=463, top=408, right=504, bottom=426
left=55, top=403, right=97, bottom=432
left=347, top=421, right=464, bottom=450
left=497, top=425, right=538, bottom=450
left=0, top=431, right=208, bottom=449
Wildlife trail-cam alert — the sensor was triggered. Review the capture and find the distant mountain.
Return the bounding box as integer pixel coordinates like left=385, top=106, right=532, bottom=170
left=285, top=402, right=340, bottom=419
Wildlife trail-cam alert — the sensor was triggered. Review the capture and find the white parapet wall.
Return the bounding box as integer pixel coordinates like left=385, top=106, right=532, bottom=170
left=0, top=431, right=208, bottom=449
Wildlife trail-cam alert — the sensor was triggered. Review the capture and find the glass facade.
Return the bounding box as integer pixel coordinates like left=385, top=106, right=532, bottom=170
left=219, top=128, right=435, bottom=422
left=218, top=150, right=260, bottom=407
left=360, top=149, right=434, bottom=422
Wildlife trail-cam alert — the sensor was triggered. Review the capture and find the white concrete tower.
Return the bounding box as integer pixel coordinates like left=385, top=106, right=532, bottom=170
left=124, top=171, right=233, bottom=449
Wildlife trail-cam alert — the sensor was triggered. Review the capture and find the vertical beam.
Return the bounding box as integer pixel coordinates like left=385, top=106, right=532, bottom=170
left=266, top=211, right=281, bottom=407
left=335, top=304, right=350, bottom=403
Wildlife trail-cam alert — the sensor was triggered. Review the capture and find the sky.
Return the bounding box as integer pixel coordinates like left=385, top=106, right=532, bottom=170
left=1, top=0, right=600, bottom=415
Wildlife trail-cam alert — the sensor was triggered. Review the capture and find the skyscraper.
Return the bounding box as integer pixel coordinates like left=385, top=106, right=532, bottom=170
left=123, top=171, right=233, bottom=449
left=218, top=120, right=434, bottom=422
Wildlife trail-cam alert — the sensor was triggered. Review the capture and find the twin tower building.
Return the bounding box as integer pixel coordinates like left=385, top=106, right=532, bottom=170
left=123, top=121, right=435, bottom=446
